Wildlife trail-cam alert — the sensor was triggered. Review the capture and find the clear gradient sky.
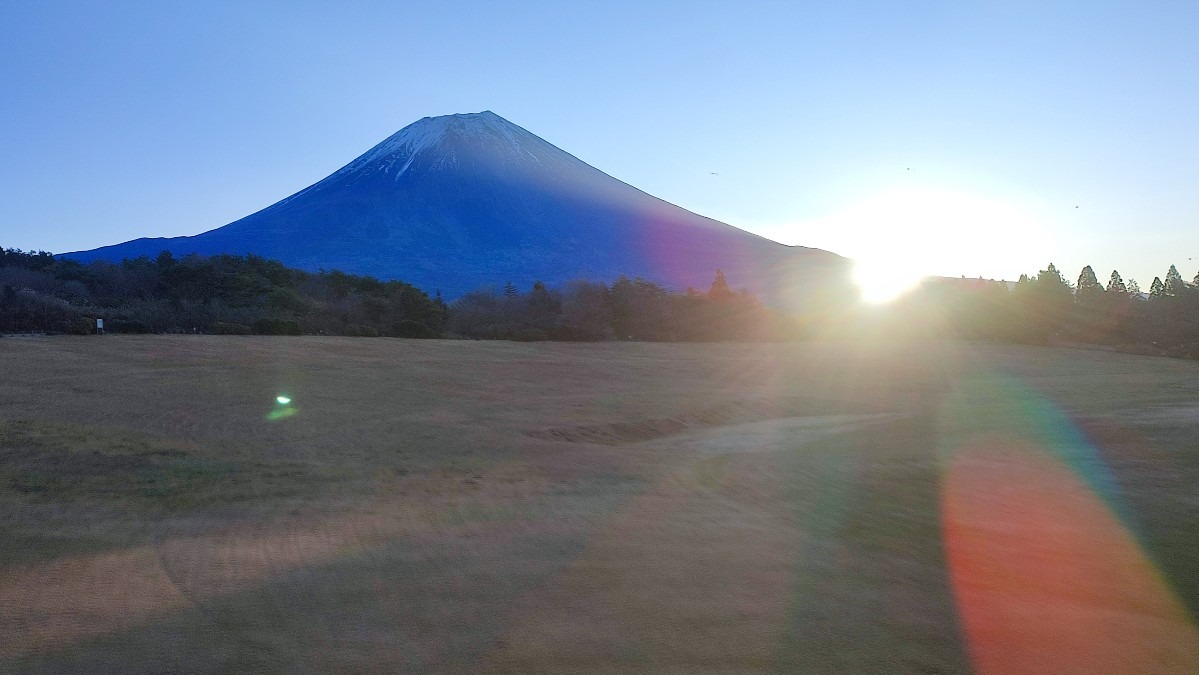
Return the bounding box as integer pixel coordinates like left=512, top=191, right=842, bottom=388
left=2, top=1, right=1196, bottom=294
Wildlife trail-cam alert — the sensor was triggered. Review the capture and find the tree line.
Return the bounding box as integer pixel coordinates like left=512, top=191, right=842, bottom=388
left=0, top=248, right=445, bottom=337
left=900, top=262, right=1199, bottom=358
left=9, top=246, right=1199, bottom=359
left=0, top=247, right=784, bottom=341
left=445, top=270, right=790, bottom=342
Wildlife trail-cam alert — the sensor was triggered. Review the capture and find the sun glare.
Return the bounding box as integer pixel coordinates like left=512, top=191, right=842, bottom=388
left=809, top=186, right=1050, bottom=304
left=854, top=258, right=928, bottom=304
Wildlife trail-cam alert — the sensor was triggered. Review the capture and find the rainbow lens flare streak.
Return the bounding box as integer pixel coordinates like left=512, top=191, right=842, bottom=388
left=938, top=375, right=1199, bottom=673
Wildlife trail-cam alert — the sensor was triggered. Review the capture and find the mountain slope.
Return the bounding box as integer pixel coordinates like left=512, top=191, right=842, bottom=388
left=65, top=111, right=847, bottom=304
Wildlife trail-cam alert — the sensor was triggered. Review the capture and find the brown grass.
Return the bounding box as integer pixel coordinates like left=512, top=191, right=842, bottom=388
left=1, top=336, right=1198, bottom=672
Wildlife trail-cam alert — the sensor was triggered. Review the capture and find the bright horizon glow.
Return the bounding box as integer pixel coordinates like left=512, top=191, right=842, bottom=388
left=801, top=187, right=1053, bottom=304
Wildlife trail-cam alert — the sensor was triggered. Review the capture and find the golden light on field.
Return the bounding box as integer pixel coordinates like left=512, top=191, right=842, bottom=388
left=811, top=187, right=1051, bottom=304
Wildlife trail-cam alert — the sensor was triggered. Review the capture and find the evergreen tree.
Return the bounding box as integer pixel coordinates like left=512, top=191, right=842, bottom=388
left=1165, top=264, right=1187, bottom=297
left=503, top=281, right=518, bottom=298
left=1075, top=265, right=1103, bottom=304
left=1093, top=270, right=1131, bottom=344
left=1017, top=263, right=1073, bottom=340
left=1068, top=265, right=1105, bottom=340
left=1127, top=278, right=1142, bottom=298
left=1149, top=277, right=1166, bottom=299
left=433, top=290, right=448, bottom=325
left=528, top=280, right=558, bottom=311
left=1035, top=264, right=1073, bottom=304
left=559, top=280, right=612, bottom=340
left=1039, top=263, right=1069, bottom=288
left=525, top=280, right=561, bottom=331
left=708, top=269, right=734, bottom=301
left=1106, top=270, right=1127, bottom=294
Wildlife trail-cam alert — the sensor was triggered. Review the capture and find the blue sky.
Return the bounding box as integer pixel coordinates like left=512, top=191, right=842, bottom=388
left=2, top=1, right=1196, bottom=290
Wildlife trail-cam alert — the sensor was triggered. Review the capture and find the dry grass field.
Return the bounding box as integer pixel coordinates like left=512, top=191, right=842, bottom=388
left=2, top=336, right=1199, bottom=673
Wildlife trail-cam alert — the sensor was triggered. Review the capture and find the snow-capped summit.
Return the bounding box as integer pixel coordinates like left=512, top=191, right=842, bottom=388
left=340, top=111, right=550, bottom=177
left=65, top=111, right=846, bottom=303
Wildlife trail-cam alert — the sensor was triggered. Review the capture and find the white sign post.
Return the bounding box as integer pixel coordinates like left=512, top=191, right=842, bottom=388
left=96, top=318, right=104, bottom=335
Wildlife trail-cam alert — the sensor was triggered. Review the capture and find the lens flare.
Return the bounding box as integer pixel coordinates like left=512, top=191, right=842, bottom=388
left=938, top=376, right=1199, bottom=673
left=267, top=394, right=297, bottom=421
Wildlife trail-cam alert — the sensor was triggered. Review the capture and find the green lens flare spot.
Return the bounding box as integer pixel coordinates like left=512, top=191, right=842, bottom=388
left=267, top=407, right=298, bottom=421
left=268, top=395, right=297, bottom=421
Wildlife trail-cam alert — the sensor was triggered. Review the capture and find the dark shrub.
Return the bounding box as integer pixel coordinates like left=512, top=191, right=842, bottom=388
left=510, top=328, right=547, bottom=342
left=251, top=318, right=302, bottom=335
left=392, top=320, right=437, bottom=339
left=345, top=324, right=380, bottom=337
left=211, top=321, right=252, bottom=335
left=548, top=325, right=603, bottom=341
left=108, top=318, right=151, bottom=334
left=68, top=317, right=95, bottom=335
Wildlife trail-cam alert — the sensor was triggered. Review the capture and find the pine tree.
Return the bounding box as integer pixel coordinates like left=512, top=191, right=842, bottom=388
left=1021, top=263, right=1073, bottom=339
left=1106, top=270, right=1127, bottom=294
left=1075, top=265, right=1103, bottom=304
left=503, top=281, right=518, bottom=298
left=708, top=269, right=734, bottom=301
left=529, top=280, right=554, bottom=309
left=1127, top=278, right=1142, bottom=298
left=526, top=280, right=560, bottom=329
left=1092, top=270, right=1131, bottom=345
left=1149, top=277, right=1166, bottom=299
left=1040, top=263, right=1069, bottom=288
left=1035, top=263, right=1073, bottom=305
left=1066, top=265, right=1105, bottom=341
left=1165, top=264, right=1187, bottom=297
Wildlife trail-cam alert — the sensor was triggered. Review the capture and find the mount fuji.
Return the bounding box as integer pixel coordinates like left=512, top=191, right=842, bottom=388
left=65, top=111, right=847, bottom=304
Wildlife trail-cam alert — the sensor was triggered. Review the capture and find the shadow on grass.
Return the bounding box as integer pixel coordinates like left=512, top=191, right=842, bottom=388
left=775, top=417, right=971, bottom=673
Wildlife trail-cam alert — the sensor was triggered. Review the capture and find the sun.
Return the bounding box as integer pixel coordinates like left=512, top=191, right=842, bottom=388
left=854, top=257, right=929, bottom=304
left=809, top=186, right=1049, bottom=304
